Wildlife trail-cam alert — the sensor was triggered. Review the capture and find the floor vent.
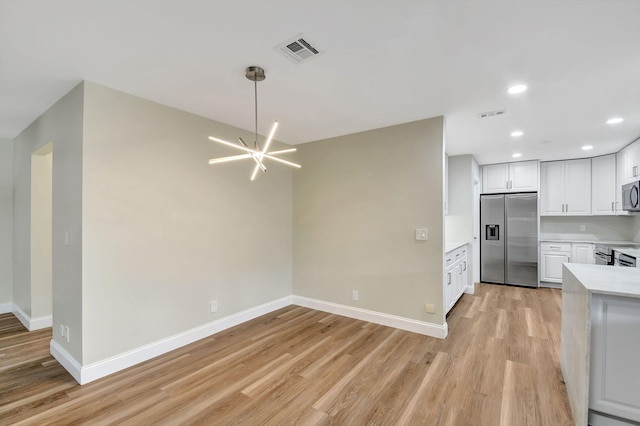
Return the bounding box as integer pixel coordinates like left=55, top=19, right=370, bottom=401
left=275, top=34, right=323, bottom=64
left=477, top=109, right=506, bottom=119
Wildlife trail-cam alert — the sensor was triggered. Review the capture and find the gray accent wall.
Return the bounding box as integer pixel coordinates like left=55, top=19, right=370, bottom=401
left=0, top=139, right=13, bottom=306
left=12, top=83, right=84, bottom=360
left=292, top=117, right=446, bottom=324
left=81, top=82, right=293, bottom=364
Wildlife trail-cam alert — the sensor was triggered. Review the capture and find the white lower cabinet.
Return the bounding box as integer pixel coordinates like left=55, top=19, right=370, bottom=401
left=445, top=245, right=468, bottom=314
left=572, top=243, right=595, bottom=265
left=540, top=242, right=572, bottom=284
left=541, top=241, right=595, bottom=285
left=589, top=294, right=640, bottom=424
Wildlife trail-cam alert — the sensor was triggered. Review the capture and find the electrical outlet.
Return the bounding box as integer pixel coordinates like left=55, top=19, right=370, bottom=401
left=424, top=304, right=435, bottom=314
left=210, top=300, right=218, bottom=313
left=65, top=326, right=70, bottom=342
left=579, top=224, right=586, bottom=232
left=59, top=324, right=65, bottom=337
left=351, top=290, right=359, bottom=301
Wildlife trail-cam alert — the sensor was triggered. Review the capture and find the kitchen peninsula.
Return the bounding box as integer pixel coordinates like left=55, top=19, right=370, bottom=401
left=561, top=264, right=640, bottom=426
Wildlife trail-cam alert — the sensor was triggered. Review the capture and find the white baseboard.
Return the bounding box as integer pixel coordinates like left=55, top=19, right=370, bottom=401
left=66, top=296, right=293, bottom=385
left=50, top=340, right=82, bottom=384
left=464, top=282, right=476, bottom=295
left=0, top=302, right=12, bottom=314
left=29, top=314, right=53, bottom=330
left=10, top=304, right=52, bottom=331
left=12, top=304, right=31, bottom=330
left=291, top=295, right=448, bottom=339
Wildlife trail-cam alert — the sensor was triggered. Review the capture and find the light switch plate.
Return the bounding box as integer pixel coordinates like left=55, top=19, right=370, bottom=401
left=415, top=228, right=428, bottom=241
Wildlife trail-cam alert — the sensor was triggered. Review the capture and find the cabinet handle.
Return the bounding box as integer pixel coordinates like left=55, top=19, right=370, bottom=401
left=463, top=261, right=467, bottom=271
left=634, top=166, right=638, bottom=177
left=612, top=202, right=615, bottom=212
left=447, top=272, right=452, bottom=285
left=550, top=246, right=561, bottom=249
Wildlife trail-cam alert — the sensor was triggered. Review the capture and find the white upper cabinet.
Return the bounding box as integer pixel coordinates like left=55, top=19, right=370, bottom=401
left=616, top=150, right=629, bottom=215
left=541, top=159, right=591, bottom=216
left=482, top=160, right=538, bottom=194
left=591, top=154, right=617, bottom=216
left=619, top=140, right=640, bottom=184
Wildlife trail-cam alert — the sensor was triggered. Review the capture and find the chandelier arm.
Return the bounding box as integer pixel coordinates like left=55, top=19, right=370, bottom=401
left=260, top=153, right=301, bottom=168
left=267, top=148, right=296, bottom=155
left=208, top=153, right=253, bottom=164
left=250, top=163, right=262, bottom=181
left=251, top=152, right=267, bottom=172
left=208, top=136, right=256, bottom=153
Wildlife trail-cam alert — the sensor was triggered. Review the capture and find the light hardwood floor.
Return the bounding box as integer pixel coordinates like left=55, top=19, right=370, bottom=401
left=0, top=283, right=573, bottom=425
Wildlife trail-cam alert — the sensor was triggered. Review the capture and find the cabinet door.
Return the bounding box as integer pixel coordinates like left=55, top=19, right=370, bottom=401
left=540, top=161, right=565, bottom=215
left=626, top=141, right=640, bottom=182
left=590, top=294, right=640, bottom=423
left=445, top=269, right=455, bottom=313
left=459, top=258, right=468, bottom=295
left=482, top=163, right=509, bottom=193
left=572, top=244, right=594, bottom=264
left=540, top=251, right=571, bottom=283
left=564, top=158, right=592, bottom=215
left=591, top=154, right=616, bottom=216
left=509, top=161, right=538, bottom=192
left=617, top=150, right=630, bottom=215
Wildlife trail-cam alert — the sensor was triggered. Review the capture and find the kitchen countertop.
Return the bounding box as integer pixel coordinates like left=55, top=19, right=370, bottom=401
left=445, top=241, right=468, bottom=253
left=540, top=238, right=639, bottom=246
left=563, top=264, right=640, bottom=298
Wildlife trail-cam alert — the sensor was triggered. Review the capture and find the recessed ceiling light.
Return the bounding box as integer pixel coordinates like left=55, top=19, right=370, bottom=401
left=508, top=84, right=527, bottom=94
left=606, top=117, right=624, bottom=125
left=510, top=130, right=524, bottom=137
left=512, top=153, right=522, bottom=158
left=582, top=145, right=594, bottom=151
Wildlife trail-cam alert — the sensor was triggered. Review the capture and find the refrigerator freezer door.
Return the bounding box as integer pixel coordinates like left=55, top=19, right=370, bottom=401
left=505, top=194, right=538, bottom=287
left=480, top=195, right=505, bottom=284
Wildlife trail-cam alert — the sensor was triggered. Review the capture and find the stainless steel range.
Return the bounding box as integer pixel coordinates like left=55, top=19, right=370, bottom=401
left=594, top=244, right=614, bottom=266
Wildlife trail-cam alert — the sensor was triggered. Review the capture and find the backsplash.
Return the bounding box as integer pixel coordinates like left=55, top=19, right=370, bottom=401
left=540, top=215, right=640, bottom=242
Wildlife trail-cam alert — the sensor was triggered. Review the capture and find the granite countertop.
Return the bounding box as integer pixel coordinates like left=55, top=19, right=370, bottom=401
left=564, top=264, right=640, bottom=298
left=445, top=241, right=468, bottom=253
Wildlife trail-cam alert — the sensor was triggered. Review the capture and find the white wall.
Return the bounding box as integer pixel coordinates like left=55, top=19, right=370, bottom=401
left=445, top=154, right=479, bottom=286
left=632, top=216, right=640, bottom=242
left=0, top=138, right=13, bottom=309
left=445, top=155, right=474, bottom=244
left=81, top=82, right=293, bottom=364
left=293, top=118, right=445, bottom=324
left=540, top=216, right=637, bottom=241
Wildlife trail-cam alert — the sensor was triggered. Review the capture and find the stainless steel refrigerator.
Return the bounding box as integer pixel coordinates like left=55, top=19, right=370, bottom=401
left=480, top=193, right=538, bottom=287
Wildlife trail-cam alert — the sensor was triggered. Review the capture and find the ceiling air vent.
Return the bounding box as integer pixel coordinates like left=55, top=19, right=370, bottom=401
left=275, top=34, right=323, bottom=64
left=477, top=109, right=506, bottom=119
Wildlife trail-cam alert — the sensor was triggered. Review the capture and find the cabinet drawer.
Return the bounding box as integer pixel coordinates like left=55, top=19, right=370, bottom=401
left=541, top=242, right=571, bottom=252
left=445, top=245, right=467, bottom=267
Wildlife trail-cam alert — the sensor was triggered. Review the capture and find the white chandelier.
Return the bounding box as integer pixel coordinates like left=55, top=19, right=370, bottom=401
left=208, top=66, right=301, bottom=181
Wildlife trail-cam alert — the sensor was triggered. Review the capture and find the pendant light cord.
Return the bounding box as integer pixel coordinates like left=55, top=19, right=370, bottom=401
left=254, top=79, right=259, bottom=151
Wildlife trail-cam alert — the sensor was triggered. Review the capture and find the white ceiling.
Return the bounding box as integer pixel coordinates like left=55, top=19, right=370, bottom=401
left=1, top=0, right=639, bottom=165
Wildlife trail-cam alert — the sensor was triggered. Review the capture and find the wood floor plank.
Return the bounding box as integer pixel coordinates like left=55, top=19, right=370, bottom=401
left=0, top=283, right=574, bottom=425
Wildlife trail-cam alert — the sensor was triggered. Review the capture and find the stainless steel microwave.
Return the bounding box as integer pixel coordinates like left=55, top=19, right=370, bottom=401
left=622, top=181, right=640, bottom=212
